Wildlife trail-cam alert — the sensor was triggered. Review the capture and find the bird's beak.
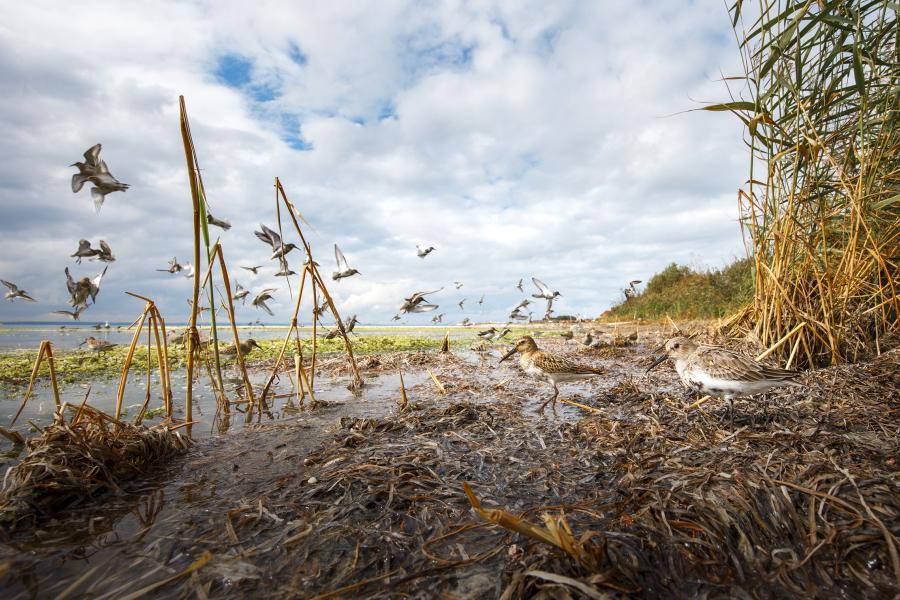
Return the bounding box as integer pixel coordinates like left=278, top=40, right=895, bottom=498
left=646, top=351, right=668, bottom=373
left=499, top=347, right=517, bottom=362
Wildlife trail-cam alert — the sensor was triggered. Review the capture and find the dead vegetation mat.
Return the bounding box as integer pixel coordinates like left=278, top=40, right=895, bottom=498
left=161, top=349, right=900, bottom=599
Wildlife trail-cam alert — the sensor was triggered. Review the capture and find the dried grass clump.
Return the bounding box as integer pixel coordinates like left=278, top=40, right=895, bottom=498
left=719, top=2, right=899, bottom=367
left=0, top=405, right=190, bottom=526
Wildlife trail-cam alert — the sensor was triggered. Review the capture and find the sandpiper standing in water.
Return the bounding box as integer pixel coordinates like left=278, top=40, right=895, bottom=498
left=501, top=336, right=605, bottom=412
left=647, top=336, right=801, bottom=421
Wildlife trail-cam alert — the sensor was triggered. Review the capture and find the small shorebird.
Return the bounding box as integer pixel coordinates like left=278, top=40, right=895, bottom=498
left=500, top=336, right=605, bottom=412
left=233, top=281, right=250, bottom=304
left=221, top=338, right=261, bottom=356
left=509, top=308, right=529, bottom=321
left=516, top=279, right=524, bottom=292
left=454, top=281, right=464, bottom=289
left=478, top=327, right=510, bottom=342
left=431, top=313, right=443, bottom=324
left=97, top=240, right=116, bottom=262
left=252, top=288, right=277, bottom=316
left=531, top=278, right=561, bottom=301
left=254, top=224, right=297, bottom=259
left=207, top=212, right=232, bottom=231
left=274, top=257, right=296, bottom=277
left=416, top=245, right=435, bottom=258
left=71, top=239, right=100, bottom=263
left=157, top=257, right=184, bottom=274
left=324, top=314, right=358, bottom=339
left=458, top=299, right=466, bottom=310
left=2, top=280, right=36, bottom=302
left=65, top=266, right=106, bottom=308
left=391, top=314, right=401, bottom=321
left=332, top=244, right=360, bottom=281
left=241, top=265, right=263, bottom=275
left=513, top=299, right=532, bottom=311
left=477, top=294, right=484, bottom=307
left=70, top=144, right=129, bottom=213
left=79, top=336, right=116, bottom=352
left=646, top=336, right=801, bottom=419
left=399, top=288, right=442, bottom=313
left=53, top=307, right=85, bottom=320
left=460, top=317, right=471, bottom=326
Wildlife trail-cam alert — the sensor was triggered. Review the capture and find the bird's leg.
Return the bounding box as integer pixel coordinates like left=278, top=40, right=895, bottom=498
left=551, top=385, right=559, bottom=413
left=727, top=396, right=734, bottom=429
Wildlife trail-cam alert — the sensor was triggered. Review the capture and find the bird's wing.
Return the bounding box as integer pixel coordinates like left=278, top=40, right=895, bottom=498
left=84, top=144, right=102, bottom=166
left=90, top=187, right=106, bottom=214
left=258, top=300, right=274, bottom=316
left=694, top=347, right=797, bottom=382
left=20, top=292, right=36, bottom=302
left=91, top=266, right=107, bottom=290
left=99, top=240, right=112, bottom=254
left=334, top=244, right=349, bottom=270
left=254, top=226, right=274, bottom=247
left=72, top=173, right=88, bottom=193
left=1, top=280, right=17, bottom=292
left=53, top=310, right=74, bottom=317
left=261, top=224, right=282, bottom=246
left=64, top=268, right=76, bottom=294
left=532, top=277, right=551, bottom=295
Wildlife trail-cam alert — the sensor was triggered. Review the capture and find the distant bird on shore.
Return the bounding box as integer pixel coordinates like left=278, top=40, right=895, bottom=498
left=71, top=240, right=100, bottom=264
left=647, top=337, right=801, bottom=421
left=458, top=299, right=466, bottom=310
left=53, top=307, right=85, bottom=320
left=516, top=279, right=524, bottom=292
left=3, top=280, right=36, bottom=302
left=251, top=288, right=277, bottom=316
left=501, top=336, right=605, bottom=412
left=70, top=144, right=130, bottom=213
left=79, top=336, right=116, bottom=352
left=241, top=265, right=262, bottom=275
left=531, top=278, right=561, bottom=301
left=207, top=212, right=232, bottom=231
left=96, top=240, right=116, bottom=262
left=233, top=281, right=250, bottom=304
left=417, top=245, right=435, bottom=258
left=454, top=281, right=464, bottom=289
left=478, top=327, right=510, bottom=342
left=157, top=257, right=184, bottom=274
left=221, top=338, right=261, bottom=357
left=431, top=313, right=443, bottom=324
left=332, top=244, right=360, bottom=281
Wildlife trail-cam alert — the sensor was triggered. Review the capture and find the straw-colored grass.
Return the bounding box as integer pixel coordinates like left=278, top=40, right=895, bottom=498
left=715, top=1, right=899, bottom=367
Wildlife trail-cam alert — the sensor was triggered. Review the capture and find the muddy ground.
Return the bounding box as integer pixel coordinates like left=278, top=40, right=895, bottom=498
left=0, top=329, right=898, bottom=599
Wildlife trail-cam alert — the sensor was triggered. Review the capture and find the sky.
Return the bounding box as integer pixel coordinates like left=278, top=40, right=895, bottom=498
left=0, top=1, right=750, bottom=325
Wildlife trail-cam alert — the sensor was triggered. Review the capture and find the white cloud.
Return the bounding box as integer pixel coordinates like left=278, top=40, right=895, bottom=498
left=0, top=0, right=748, bottom=324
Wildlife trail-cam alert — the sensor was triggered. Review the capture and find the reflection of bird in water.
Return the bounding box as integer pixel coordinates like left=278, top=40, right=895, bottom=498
left=3, top=280, right=36, bottom=302
left=500, top=336, right=605, bottom=412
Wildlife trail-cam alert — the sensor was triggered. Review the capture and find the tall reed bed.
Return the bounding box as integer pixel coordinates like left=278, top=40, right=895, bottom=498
left=718, top=1, right=899, bottom=367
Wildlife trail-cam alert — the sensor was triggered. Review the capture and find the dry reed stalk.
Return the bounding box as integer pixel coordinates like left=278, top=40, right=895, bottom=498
left=398, top=367, right=409, bottom=411
left=114, top=307, right=147, bottom=421
left=260, top=267, right=308, bottom=403
left=274, top=178, right=362, bottom=388
left=426, top=368, right=446, bottom=394
left=179, top=95, right=202, bottom=433
left=10, top=340, right=61, bottom=427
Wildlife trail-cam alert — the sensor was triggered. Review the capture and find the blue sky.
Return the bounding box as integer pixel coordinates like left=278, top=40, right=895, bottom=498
left=0, top=1, right=749, bottom=324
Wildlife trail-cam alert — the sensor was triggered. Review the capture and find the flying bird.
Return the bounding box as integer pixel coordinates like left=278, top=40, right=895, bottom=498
left=2, top=280, right=36, bottom=302
left=431, top=313, right=444, bottom=324
left=458, top=299, right=466, bottom=310
left=182, top=263, right=195, bottom=278
left=207, top=212, right=232, bottom=231
left=516, top=279, right=524, bottom=292
left=255, top=224, right=296, bottom=259
left=70, top=144, right=129, bottom=213
left=274, top=257, right=296, bottom=277
left=157, top=257, right=184, bottom=274
left=233, top=281, right=250, bottom=304
left=399, top=288, right=442, bottom=313
left=53, top=307, right=85, bottom=320
left=252, top=288, right=277, bottom=316
left=96, top=240, right=115, bottom=262
left=241, top=265, right=262, bottom=275
left=478, top=294, right=485, bottom=306
left=454, top=281, right=464, bottom=289
left=71, top=239, right=100, bottom=264
left=416, top=245, right=435, bottom=258
left=65, top=266, right=106, bottom=308
left=531, top=278, right=561, bottom=301
left=332, top=244, right=360, bottom=281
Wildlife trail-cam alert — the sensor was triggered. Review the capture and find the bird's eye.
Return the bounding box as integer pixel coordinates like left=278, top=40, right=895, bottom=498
left=673, top=343, right=680, bottom=349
